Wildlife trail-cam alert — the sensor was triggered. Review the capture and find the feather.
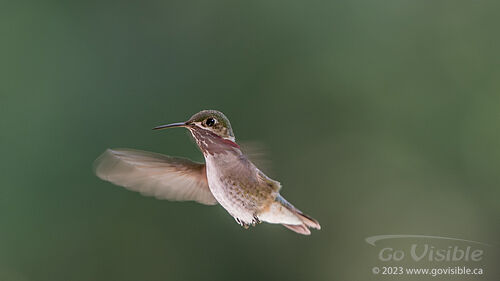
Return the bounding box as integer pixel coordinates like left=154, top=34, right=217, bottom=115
left=94, top=148, right=217, bottom=205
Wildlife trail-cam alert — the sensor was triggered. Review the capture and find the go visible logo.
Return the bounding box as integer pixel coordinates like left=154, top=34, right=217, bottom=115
left=365, top=235, right=491, bottom=262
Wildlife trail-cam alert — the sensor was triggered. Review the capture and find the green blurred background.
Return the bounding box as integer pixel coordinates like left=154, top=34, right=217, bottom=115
left=1, top=0, right=499, bottom=280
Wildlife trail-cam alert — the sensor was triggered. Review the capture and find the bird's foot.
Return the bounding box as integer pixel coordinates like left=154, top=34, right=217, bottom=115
left=235, top=216, right=261, bottom=229
left=235, top=218, right=249, bottom=229
left=252, top=215, right=261, bottom=226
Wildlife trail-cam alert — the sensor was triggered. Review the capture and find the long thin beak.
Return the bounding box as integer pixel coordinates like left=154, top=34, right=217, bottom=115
left=152, top=122, right=187, bottom=130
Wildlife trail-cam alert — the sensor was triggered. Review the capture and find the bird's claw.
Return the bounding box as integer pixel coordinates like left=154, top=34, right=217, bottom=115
left=235, top=216, right=261, bottom=229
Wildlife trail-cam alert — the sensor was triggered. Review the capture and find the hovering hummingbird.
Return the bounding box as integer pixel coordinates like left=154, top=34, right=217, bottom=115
left=94, top=110, right=320, bottom=235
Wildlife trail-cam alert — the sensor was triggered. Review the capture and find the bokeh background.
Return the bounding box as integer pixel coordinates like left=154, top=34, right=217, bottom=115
left=1, top=0, right=499, bottom=280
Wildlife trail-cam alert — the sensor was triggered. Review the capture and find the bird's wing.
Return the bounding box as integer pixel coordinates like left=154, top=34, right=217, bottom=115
left=94, top=148, right=217, bottom=205
left=239, top=141, right=273, bottom=176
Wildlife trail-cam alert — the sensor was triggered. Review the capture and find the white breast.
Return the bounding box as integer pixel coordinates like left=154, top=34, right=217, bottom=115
left=204, top=155, right=255, bottom=224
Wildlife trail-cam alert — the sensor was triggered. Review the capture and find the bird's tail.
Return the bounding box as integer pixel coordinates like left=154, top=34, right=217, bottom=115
left=277, top=195, right=321, bottom=235
left=258, top=195, right=320, bottom=235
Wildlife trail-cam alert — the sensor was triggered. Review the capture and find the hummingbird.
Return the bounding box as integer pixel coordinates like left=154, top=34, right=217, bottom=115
left=94, top=110, right=320, bottom=235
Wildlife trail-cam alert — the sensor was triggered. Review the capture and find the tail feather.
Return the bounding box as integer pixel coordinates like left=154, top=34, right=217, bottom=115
left=294, top=212, right=321, bottom=230
left=283, top=223, right=311, bottom=235
left=276, top=195, right=321, bottom=235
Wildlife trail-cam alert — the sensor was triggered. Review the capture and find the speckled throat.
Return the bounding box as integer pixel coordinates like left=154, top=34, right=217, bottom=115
left=189, top=126, right=240, bottom=156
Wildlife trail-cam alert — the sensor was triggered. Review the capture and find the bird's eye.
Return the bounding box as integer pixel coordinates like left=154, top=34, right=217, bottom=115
left=205, top=118, right=216, bottom=127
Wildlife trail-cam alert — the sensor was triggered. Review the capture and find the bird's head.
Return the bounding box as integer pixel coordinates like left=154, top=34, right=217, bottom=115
left=153, top=110, right=237, bottom=149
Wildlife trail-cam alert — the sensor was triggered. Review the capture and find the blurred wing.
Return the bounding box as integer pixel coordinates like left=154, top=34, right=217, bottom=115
left=239, top=141, right=273, bottom=176
left=94, top=148, right=217, bottom=205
